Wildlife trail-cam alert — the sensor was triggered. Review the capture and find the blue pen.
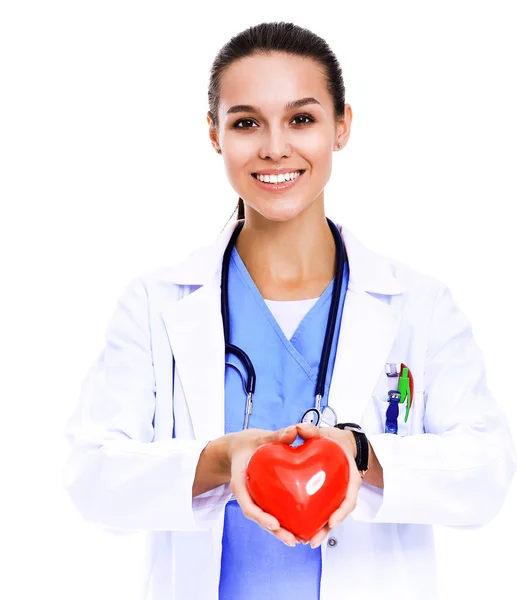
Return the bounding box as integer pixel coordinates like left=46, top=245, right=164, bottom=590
left=385, top=390, right=401, bottom=434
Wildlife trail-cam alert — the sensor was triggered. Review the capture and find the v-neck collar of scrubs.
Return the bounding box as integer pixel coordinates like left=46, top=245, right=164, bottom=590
left=230, top=246, right=339, bottom=386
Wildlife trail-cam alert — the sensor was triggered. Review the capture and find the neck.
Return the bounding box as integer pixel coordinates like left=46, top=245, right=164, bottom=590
left=234, top=200, right=342, bottom=301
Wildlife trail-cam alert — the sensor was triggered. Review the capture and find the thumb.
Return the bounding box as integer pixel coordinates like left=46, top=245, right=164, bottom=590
left=273, top=424, right=298, bottom=443
left=295, top=422, right=321, bottom=439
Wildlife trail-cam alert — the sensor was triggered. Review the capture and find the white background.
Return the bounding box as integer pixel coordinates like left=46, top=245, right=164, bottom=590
left=1, top=1, right=516, bottom=598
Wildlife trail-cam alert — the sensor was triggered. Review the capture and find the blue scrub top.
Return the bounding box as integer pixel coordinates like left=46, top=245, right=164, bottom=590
left=218, top=245, right=350, bottom=600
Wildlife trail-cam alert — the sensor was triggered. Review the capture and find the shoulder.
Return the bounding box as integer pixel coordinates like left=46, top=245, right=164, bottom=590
left=389, top=254, right=446, bottom=301
left=135, top=224, right=236, bottom=297
left=134, top=264, right=194, bottom=306
left=340, top=223, right=447, bottom=305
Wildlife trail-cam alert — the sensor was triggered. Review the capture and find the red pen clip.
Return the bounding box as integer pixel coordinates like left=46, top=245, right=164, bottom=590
left=400, top=362, right=414, bottom=409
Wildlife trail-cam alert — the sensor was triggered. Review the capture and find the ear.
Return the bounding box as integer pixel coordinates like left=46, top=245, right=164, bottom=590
left=207, top=111, right=221, bottom=154
left=335, top=104, right=353, bottom=150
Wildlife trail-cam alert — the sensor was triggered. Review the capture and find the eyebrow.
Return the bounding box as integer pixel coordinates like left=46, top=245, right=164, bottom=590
left=225, top=96, right=322, bottom=116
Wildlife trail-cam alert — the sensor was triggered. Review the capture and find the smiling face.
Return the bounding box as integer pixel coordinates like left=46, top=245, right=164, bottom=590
left=208, top=52, right=351, bottom=223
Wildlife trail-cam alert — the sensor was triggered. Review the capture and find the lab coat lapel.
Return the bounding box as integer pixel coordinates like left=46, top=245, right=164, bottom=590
left=159, top=223, right=236, bottom=442
left=161, top=279, right=226, bottom=441
left=327, top=287, right=401, bottom=425
left=328, top=226, right=405, bottom=426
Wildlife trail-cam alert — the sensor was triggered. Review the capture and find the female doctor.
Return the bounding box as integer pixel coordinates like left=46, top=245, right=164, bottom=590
left=62, top=21, right=517, bottom=600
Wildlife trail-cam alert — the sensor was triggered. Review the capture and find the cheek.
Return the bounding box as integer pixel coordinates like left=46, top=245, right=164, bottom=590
left=222, top=138, right=255, bottom=180
left=297, top=138, right=333, bottom=187
left=305, top=130, right=334, bottom=163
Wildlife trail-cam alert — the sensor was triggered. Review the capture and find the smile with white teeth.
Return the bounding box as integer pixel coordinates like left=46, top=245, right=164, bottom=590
left=253, top=170, right=304, bottom=184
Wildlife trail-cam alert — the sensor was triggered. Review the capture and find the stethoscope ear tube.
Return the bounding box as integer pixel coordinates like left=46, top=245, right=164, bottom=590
left=221, top=221, right=255, bottom=430
left=315, top=219, right=345, bottom=400
left=221, top=221, right=245, bottom=347
left=221, top=222, right=256, bottom=395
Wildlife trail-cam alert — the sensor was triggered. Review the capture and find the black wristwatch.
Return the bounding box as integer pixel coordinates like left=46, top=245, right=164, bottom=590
left=334, top=422, right=369, bottom=478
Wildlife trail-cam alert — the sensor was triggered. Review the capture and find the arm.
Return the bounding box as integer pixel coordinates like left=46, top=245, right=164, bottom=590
left=352, top=285, right=517, bottom=526
left=192, top=436, right=231, bottom=498
left=62, top=276, right=231, bottom=533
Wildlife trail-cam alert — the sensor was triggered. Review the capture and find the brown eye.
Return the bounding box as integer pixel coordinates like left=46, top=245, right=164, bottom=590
left=233, top=119, right=258, bottom=129
left=292, top=114, right=315, bottom=125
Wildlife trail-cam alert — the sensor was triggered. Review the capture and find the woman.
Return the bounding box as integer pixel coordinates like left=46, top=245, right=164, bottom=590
left=62, top=21, right=516, bottom=600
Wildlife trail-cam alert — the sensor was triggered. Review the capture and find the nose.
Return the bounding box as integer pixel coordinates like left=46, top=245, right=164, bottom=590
left=259, top=126, right=292, bottom=161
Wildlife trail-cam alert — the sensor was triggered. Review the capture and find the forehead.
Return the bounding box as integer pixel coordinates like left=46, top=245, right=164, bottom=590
left=219, top=53, right=331, bottom=114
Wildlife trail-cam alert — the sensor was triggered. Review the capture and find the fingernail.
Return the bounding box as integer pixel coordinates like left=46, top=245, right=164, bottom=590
left=284, top=426, right=296, bottom=434
left=310, top=541, right=321, bottom=549
left=284, top=540, right=296, bottom=547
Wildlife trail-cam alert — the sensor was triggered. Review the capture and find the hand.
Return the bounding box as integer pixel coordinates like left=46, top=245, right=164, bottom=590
left=225, top=425, right=300, bottom=547
left=294, top=422, right=363, bottom=548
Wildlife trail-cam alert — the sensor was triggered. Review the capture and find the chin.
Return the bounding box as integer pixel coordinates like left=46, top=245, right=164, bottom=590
left=246, top=194, right=314, bottom=223
left=253, top=204, right=308, bottom=223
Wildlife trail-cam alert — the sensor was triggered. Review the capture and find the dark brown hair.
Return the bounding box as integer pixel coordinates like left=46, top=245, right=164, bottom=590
left=208, top=22, right=346, bottom=223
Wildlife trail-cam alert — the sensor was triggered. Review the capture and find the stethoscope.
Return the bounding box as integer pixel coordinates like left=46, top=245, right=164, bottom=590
left=221, top=217, right=345, bottom=430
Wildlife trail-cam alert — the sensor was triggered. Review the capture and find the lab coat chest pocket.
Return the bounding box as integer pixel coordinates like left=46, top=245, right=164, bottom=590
left=364, top=381, right=426, bottom=437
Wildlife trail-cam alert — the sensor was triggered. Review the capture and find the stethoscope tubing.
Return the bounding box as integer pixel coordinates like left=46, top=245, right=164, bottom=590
left=221, top=221, right=256, bottom=395
left=315, top=219, right=345, bottom=401
left=221, top=218, right=345, bottom=428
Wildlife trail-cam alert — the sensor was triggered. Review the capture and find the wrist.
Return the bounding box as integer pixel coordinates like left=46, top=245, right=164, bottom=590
left=208, top=435, right=232, bottom=479
left=193, top=435, right=232, bottom=498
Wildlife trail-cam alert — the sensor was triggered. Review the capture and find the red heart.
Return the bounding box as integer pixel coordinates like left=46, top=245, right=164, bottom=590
left=246, top=437, right=350, bottom=542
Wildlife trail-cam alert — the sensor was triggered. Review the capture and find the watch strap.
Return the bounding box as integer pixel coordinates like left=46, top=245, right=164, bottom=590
left=334, top=422, right=369, bottom=475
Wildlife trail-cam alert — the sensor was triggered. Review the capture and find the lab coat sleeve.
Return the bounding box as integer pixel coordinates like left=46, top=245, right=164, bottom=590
left=352, top=284, right=517, bottom=526
left=62, top=276, right=231, bottom=533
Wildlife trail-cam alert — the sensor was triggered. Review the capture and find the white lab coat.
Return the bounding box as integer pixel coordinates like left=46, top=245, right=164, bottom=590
left=62, top=220, right=517, bottom=600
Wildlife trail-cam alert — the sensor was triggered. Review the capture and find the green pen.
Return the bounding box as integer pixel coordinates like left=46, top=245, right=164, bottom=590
left=398, top=367, right=411, bottom=423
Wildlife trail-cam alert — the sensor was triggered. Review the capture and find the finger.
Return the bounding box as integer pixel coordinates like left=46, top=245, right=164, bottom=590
left=309, top=524, right=331, bottom=548
left=233, top=445, right=300, bottom=546
left=233, top=470, right=298, bottom=546
left=232, top=475, right=298, bottom=547
left=295, top=535, right=309, bottom=545
left=231, top=452, right=301, bottom=547
left=231, top=458, right=280, bottom=532
left=295, top=423, right=321, bottom=439
left=327, top=472, right=363, bottom=528
left=315, top=428, right=356, bottom=466
left=267, top=525, right=298, bottom=547
left=316, top=426, right=352, bottom=449
left=312, top=426, right=336, bottom=439
left=274, top=425, right=299, bottom=444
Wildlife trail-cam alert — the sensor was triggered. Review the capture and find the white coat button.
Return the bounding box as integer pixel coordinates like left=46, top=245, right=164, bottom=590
left=327, top=537, right=338, bottom=547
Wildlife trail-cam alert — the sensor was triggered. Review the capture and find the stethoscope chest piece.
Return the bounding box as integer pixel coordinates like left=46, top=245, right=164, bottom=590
left=301, top=405, right=338, bottom=428
left=301, top=408, right=320, bottom=426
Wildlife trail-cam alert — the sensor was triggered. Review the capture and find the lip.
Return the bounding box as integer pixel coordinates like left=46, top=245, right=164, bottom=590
left=252, top=168, right=305, bottom=176
left=251, top=170, right=305, bottom=193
